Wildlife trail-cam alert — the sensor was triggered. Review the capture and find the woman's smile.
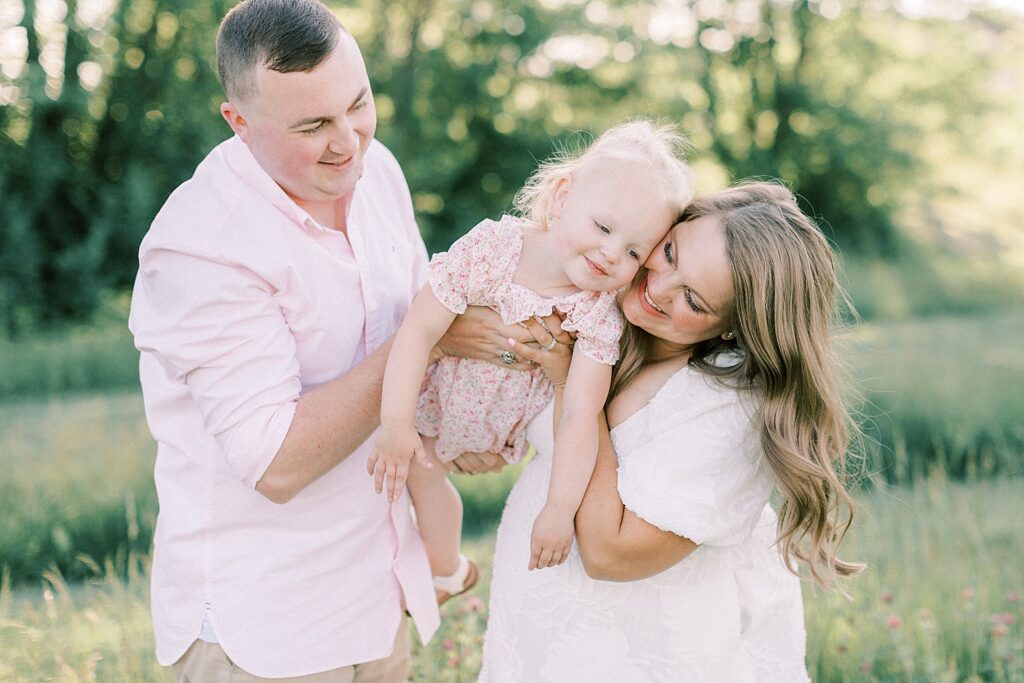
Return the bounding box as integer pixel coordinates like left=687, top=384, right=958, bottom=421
left=638, top=277, right=667, bottom=316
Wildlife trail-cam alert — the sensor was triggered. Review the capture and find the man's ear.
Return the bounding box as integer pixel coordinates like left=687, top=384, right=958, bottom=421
left=220, top=102, right=251, bottom=144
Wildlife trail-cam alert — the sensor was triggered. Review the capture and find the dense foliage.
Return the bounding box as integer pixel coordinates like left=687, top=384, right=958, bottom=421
left=2, top=0, right=1021, bottom=332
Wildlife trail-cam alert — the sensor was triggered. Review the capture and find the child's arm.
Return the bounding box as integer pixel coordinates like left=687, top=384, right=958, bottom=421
left=529, top=352, right=611, bottom=570
left=367, top=284, right=457, bottom=502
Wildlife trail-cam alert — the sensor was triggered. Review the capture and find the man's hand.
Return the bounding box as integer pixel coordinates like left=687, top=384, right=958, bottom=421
left=529, top=504, right=575, bottom=570
left=444, top=450, right=507, bottom=475
left=435, top=306, right=562, bottom=372
left=366, top=427, right=432, bottom=502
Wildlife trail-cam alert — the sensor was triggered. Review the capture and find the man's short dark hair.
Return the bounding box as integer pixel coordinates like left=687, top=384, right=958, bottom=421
left=216, top=0, right=343, bottom=102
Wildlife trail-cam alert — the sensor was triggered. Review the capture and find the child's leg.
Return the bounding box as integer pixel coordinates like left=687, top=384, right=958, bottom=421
left=407, top=437, right=463, bottom=577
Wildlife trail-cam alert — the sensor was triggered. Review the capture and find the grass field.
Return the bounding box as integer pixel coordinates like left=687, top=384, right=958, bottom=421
left=1, top=477, right=1021, bottom=682
left=1, top=311, right=1021, bottom=680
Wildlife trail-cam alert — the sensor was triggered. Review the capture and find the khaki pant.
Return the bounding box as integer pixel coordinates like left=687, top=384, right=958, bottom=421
left=172, top=622, right=411, bottom=683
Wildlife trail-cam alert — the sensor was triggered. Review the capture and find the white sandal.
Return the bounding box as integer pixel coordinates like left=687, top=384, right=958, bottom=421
left=433, top=554, right=479, bottom=606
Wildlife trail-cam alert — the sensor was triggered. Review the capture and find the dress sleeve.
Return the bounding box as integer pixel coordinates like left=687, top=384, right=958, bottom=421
left=616, top=376, right=772, bottom=547
left=560, top=291, right=622, bottom=365
left=130, top=247, right=301, bottom=489
left=427, top=219, right=500, bottom=314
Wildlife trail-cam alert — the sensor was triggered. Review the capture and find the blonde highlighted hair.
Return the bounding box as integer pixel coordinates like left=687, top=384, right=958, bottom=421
left=513, top=120, right=694, bottom=228
left=614, top=181, right=864, bottom=589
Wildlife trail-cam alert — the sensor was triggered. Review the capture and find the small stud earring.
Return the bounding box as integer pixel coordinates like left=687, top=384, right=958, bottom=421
left=722, top=331, right=735, bottom=340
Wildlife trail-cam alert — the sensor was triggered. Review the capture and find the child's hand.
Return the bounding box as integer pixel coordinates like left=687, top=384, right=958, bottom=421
left=366, top=427, right=431, bottom=502
left=529, top=504, right=574, bottom=570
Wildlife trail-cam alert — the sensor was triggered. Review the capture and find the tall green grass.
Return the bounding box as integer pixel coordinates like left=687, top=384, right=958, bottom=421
left=0, top=392, right=157, bottom=584
left=0, top=294, right=139, bottom=399
left=1, top=478, right=1021, bottom=682
left=849, top=310, right=1024, bottom=484
left=1, top=311, right=1020, bottom=584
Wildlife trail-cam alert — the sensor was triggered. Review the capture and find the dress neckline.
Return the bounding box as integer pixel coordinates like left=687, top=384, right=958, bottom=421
left=609, top=363, right=693, bottom=437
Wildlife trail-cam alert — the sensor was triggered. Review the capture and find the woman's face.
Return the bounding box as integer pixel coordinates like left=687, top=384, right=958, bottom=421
left=620, top=215, right=735, bottom=355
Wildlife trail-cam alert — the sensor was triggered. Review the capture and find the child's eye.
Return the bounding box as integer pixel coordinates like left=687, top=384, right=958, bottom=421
left=628, top=249, right=640, bottom=259
left=595, top=221, right=610, bottom=234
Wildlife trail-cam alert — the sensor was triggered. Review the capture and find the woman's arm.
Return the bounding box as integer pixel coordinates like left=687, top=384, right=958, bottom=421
left=573, top=403, right=698, bottom=581
left=509, top=338, right=699, bottom=581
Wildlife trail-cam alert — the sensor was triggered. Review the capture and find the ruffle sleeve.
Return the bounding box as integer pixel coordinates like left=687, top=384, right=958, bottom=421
left=558, top=291, right=622, bottom=365
left=427, top=218, right=511, bottom=314
left=616, top=373, right=773, bottom=547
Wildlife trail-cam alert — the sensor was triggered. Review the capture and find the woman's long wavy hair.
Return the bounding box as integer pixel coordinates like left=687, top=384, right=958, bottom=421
left=612, top=181, right=865, bottom=589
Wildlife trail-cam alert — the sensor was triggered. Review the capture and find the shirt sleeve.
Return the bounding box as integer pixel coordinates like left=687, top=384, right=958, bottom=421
left=616, top=379, right=771, bottom=547
left=131, top=246, right=301, bottom=489
left=560, top=291, right=623, bottom=365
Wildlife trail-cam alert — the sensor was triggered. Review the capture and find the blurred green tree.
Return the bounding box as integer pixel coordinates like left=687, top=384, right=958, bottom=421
left=0, top=0, right=1018, bottom=331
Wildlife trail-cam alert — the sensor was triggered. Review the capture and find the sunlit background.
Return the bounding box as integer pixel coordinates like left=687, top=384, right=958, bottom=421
left=1, top=1, right=1022, bottom=681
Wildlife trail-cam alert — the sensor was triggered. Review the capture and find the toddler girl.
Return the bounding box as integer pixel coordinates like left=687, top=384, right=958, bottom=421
left=368, top=120, right=693, bottom=600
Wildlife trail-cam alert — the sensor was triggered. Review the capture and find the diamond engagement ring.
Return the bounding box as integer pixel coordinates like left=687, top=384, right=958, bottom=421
left=543, top=338, right=558, bottom=351
left=500, top=350, right=518, bottom=365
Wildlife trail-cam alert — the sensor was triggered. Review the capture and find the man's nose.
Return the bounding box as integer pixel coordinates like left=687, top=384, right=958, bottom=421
left=328, top=118, right=358, bottom=155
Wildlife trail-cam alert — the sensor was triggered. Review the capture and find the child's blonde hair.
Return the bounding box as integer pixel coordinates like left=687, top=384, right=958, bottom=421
left=513, top=120, right=694, bottom=228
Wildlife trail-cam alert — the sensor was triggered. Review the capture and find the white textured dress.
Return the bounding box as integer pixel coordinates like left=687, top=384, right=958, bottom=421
left=480, top=365, right=810, bottom=683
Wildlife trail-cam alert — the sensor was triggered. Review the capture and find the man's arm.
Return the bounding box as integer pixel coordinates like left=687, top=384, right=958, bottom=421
left=255, top=337, right=393, bottom=503
left=257, top=305, right=542, bottom=503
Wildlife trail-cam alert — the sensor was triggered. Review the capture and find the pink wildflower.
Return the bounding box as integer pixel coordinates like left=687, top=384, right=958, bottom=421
left=881, top=590, right=893, bottom=604
left=466, top=595, right=486, bottom=613
left=442, top=638, right=455, bottom=652
left=962, top=587, right=975, bottom=600
left=886, top=614, right=902, bottom=630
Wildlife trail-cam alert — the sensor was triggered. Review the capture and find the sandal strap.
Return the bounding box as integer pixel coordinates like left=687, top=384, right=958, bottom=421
left=433, top=554, right=471, bottom=595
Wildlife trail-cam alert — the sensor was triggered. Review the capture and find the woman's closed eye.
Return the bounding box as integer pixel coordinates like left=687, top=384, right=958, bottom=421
left=684, top=288, right=703, bottom=314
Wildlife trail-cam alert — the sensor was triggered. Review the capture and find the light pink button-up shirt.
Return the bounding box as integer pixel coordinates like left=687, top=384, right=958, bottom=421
left=129, top=135, right=439, bottom=677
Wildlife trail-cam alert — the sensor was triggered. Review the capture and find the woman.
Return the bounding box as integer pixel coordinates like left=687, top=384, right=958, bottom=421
left=476, top=182, right=863, bottom=682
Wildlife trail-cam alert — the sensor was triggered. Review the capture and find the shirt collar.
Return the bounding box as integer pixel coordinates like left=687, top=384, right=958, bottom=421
left=220, top=135, right=324, bottom=232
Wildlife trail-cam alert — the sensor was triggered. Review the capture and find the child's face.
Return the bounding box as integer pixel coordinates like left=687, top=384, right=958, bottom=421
left=551, top=162, right=678, bottom=292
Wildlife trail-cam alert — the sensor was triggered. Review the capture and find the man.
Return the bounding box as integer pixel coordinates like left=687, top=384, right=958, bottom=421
left=130, top=1, right=516, bottom=679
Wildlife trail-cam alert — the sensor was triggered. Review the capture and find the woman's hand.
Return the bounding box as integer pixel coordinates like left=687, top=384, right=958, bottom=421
left=436, top=306, right=570, bottom=373
left=435, top=306, right=534, bottom=371
left=506, top=316, right=575, bottom=389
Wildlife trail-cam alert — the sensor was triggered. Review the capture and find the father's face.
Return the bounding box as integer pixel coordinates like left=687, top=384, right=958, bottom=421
left=222, top=31, right=376, bottom=209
